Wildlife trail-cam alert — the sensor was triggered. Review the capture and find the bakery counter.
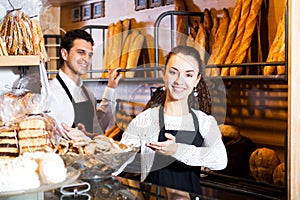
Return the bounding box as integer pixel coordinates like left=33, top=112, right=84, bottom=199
left=43, top=174, right=286, bottom=200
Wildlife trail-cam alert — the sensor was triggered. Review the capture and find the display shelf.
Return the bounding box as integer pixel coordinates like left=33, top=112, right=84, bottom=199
left=0, top=56, right=40, bottom=67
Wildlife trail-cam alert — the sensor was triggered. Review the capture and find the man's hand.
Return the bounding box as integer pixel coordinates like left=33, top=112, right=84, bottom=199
left=60, top=122, right=91, bottom=142
left=107, top=67, right=122, bottom=88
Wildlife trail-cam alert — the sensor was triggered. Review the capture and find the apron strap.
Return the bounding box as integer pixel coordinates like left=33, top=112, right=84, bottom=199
left=56, top=73, right=94, bottom=131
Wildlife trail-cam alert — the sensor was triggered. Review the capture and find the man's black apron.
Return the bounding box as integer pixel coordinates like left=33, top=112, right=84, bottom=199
left=145, top=106, right=204, bottom=194
left=56, top=74, right=94, bottom=132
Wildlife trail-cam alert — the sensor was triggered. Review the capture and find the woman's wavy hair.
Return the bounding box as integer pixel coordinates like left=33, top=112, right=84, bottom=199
left=144, top=45, right=211, bottom=115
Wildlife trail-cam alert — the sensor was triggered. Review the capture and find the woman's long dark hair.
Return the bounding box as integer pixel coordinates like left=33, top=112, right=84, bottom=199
left=144, top=45, right=211, bottom=115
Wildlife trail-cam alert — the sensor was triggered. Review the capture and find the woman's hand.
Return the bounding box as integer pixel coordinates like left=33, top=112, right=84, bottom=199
left=146, top=133, right=178, bottom=156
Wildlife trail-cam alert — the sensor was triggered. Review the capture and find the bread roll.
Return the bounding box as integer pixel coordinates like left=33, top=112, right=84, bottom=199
left=219, top=124, right=240, bottom=139
left=231, top=0, right=263, bottom=76
left=249, top=147, right=281, bottom=184
left=273, top=162, right=285, bottom=186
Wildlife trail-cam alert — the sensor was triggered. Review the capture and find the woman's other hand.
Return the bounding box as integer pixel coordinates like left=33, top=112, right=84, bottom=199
left=146, top=133, right=178, bottom=156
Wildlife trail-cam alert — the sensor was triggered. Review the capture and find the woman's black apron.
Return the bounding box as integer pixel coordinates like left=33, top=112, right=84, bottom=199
left=145, top=106, right=204, bottom=194
left=56, top=74, right=94, bottom=132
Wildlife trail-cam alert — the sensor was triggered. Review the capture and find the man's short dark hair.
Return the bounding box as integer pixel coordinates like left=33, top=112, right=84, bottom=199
left=59, top=29, right=94, bottom=66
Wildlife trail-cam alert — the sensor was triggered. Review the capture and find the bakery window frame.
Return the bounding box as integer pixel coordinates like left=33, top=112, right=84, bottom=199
left=135, top=0, right=147, bottom=11
left=71, top=7, right=81, bottom=22
left=81, top=4, right=92, bottom=21
left=149, top=0, right=163, bottom=8
left=93, top=2, right=105, bottom=19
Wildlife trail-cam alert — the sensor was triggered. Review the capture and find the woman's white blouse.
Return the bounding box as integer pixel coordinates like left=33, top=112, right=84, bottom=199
left=120, top=106, right=228, bottom=181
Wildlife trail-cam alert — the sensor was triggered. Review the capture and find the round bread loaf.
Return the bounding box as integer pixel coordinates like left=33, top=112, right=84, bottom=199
left=249, top=147, right=281, bottom=183
left=219, top=124, right=240, bottom=139
left=273, top=162, right=285, bottom=186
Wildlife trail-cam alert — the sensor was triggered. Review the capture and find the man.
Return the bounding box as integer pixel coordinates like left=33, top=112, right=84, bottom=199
left=48, top=29, right=122, bottom=137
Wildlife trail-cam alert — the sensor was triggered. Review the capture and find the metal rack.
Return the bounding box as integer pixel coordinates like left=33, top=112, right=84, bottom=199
left=153, top=10, right=288, bottom=82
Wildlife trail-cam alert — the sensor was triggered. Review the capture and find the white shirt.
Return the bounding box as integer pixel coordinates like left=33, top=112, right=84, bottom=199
left=120, top=106, right=228, bottom=181
left=47, top=70, right=116, bottom=134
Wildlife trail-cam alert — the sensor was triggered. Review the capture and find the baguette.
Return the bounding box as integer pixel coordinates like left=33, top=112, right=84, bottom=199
left=102, top=23, right=115, bottom=78
left=126, top=34, right=144, bottom=78
left=221, top=0, right=252, bottom=76
left=214, top=0, right=243, bottom=65
left=175, top=0, right=187, bottom=45
left=209, top=17, right=219, bottom=55
left=110, top=20, right=123, bottom=70
left=120, top=30, right=140, bottom=76
left=203, top=9, right=212, bottom=36
left=208, top=9, right=230, bottom=76
left=104, top=125, right=118, bottom=137
left=121, top=18, right=131, bottom=46
left=231, top=0, right=263, bottom=76
left=264, top=10, right=285, bottom=75
left=194, top=23, right=208, bottom=65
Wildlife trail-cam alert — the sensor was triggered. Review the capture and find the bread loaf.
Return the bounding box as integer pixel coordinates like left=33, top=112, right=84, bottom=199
left=249, top=147, right=281, bottom=184
left=18, top=115, right=55, bottom=155
left=273, top=162, right=285, bottom=186
left=231, top=0, right=263, bottom=76
left=0, top=127, right=18, bottom=159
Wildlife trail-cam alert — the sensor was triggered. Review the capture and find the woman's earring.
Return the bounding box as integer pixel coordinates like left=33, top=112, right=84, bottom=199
left=162, top=86, right=166, bottom=91
left=193, top=87, right=198, bottom=97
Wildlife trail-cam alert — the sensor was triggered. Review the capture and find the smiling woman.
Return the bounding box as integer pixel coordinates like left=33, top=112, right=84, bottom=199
left=119, top=45, right=227, bottom=198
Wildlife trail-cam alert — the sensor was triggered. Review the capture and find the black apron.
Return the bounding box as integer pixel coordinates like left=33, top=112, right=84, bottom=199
left=145, top=106, right=204, bottom=194
left=56, top=74, right=94, bottom=132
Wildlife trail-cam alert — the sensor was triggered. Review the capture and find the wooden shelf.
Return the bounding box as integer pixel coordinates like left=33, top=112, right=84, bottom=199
left=0, top=56, right=40, bottom=67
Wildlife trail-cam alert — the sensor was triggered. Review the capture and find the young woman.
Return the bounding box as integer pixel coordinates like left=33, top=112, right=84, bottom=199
left=120, top=45, right=227, bottom=196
